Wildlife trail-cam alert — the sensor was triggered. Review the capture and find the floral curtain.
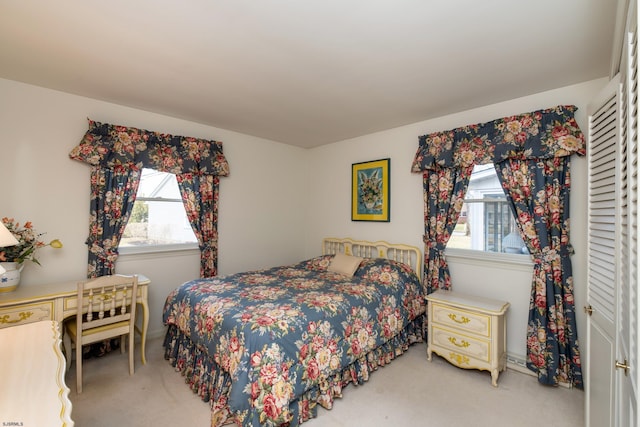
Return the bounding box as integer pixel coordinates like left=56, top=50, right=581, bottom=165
left=422, top=165, right=472, bottom=293
left=411, top=105, right=584, bottom=171
left=85, top=165, right=141, bottom=277
left=495, top=157, right=583, bottom=388
left=411, top=105, right=585, bottom=388
left=177, top=173, right=220, bottom=278
left=70, top=119, right=230, bottom=277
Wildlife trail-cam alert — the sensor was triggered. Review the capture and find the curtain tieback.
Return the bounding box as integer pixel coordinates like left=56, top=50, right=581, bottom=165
left=86, top=239, right=119, bottom=262
left=533, top=244, right=573, bottom=265
left=423, top=235, right=444, bottom=253
left=200, top=241, right=214, bottom=253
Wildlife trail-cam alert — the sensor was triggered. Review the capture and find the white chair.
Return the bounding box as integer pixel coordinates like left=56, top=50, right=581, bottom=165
left=63, top=274, right=138, bottom=393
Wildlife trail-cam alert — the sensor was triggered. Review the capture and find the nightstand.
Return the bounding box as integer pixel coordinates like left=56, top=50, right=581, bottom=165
left=426, top=290, right=510, bottom=386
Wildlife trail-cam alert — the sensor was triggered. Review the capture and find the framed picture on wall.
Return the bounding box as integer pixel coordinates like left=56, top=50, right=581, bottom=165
left=351, top=158, right=390, bottom=222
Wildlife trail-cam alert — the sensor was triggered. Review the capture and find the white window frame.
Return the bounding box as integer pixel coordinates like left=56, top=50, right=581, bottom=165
left=119, top=169, right=199, bottom=255
left=445, top=164, right=532, bottom=270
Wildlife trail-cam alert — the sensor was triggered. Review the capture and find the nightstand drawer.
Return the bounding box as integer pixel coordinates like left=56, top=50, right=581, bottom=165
left=431, top=325, right=490, bottom=362
left=0, top=301, right=54, bottom=328
left=431, top=303, right=490, bottom=337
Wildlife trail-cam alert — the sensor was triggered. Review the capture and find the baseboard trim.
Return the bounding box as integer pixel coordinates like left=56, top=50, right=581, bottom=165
left=506, top=353, right=572, bottom=389
left=507, top=353, right=535, bottom=377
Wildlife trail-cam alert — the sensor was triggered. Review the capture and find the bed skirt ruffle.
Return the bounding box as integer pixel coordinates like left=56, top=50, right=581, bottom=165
left=163, top=312, right=425, bottom=427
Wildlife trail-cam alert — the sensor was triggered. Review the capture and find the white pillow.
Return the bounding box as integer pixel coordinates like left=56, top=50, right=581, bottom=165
left=327, top=253, right=364, bottom=277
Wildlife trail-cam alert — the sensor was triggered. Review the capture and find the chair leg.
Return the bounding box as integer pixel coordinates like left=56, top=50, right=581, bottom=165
left=128, top=332, right=135, bottom=376
left=76, top=342, right=83, bottom=394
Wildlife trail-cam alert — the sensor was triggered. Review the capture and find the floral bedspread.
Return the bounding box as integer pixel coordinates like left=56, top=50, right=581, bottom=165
left=162, top=255, right=425, bottom=426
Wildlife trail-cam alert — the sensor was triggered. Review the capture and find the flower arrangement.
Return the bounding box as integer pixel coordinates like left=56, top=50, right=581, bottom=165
left=358, top=169, right=383, bottom=210
left=0, top=217, right=63, bottom=265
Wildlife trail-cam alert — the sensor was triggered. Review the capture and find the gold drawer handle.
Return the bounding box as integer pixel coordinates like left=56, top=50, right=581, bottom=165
left=448, top=337, right=470, bottom=348
left=448, top=313, right=471, bottom=324
left=0, top=311, right=34, bottom=324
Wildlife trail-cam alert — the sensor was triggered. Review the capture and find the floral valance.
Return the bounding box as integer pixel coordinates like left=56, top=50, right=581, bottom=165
left=411, top=105, right=585, bottom=172
left=69, top=119, right=230, bottom=176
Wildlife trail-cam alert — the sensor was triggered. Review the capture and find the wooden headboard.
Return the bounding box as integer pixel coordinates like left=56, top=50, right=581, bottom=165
left=322, top=237, right=422, bottom=278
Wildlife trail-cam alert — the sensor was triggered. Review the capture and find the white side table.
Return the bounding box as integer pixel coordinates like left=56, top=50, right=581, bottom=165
left=426, top=290, right=510, bottom=386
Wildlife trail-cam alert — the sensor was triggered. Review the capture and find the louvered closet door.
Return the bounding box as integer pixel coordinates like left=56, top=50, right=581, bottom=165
left=586, top=74, right=620, bottom=427
left=586, top=2, right=638, bottom=424
left=618, top=7, right=638, bottom=425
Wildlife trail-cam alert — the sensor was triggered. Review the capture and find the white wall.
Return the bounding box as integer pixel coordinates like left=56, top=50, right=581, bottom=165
left=0, top=78, right=308, bottom=337
left=0, top=76, right=608, bottom=360
left=304, top=77, right=608, bottom=362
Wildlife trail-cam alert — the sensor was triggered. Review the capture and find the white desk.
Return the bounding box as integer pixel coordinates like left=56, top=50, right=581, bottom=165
left=0, top=275, right=150, bottom=364
left=0, top=320, right=74, bottom=426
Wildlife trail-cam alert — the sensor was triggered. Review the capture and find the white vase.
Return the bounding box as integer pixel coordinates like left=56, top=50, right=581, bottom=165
left=0, top=262, right=24, bottom=292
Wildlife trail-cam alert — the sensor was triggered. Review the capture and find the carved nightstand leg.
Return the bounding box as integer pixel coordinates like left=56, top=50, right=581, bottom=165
left=491, top=369, right=499, bottom=387
left=427, top=347, right=432, bottom=361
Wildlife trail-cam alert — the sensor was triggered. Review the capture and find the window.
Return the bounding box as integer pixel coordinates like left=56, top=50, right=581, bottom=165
left=120, top=169, right=198, bottom=250
left=447, top=164, right=528, bottom=255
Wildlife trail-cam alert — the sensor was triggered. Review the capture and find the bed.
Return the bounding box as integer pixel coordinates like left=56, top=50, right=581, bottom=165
left=162, top=237, right=425, bottom=427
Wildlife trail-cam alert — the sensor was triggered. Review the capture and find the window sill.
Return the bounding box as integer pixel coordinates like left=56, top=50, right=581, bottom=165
left=445, top=248, right=533, bottom=272
left=118, top=243, right=200, bottom=260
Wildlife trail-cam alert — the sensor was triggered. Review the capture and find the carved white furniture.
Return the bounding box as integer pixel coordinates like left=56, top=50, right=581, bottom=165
left=65, top=275, right=139, bottom=393
left=0, top=320, right=74, bottom=426
left=322, top=237, right=422, bottom=277
left=426, top=289, right=510, bottom=386
left=0, top=275, right=150, bottom=364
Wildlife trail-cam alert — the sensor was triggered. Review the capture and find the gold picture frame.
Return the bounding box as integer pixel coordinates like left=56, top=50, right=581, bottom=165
left=351, top=158, right=390, bottom=222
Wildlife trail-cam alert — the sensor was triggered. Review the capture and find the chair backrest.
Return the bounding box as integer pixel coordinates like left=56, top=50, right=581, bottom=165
left=76, top=275, right=138, bottom=342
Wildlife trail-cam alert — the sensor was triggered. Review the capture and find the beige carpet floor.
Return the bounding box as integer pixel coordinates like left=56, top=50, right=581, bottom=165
left=66, top=336, right=584, bottom=427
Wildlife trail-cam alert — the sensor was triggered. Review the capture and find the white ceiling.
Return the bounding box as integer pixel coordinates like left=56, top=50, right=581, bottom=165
left=0, top=1, right=618, bottom=148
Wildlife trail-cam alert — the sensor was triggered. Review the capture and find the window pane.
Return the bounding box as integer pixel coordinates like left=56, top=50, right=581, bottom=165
left=120, top=169, right=198, bottom=248
left=447, top=164, right=528, bottom=255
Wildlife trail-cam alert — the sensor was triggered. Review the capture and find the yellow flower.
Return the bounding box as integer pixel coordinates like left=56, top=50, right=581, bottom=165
left=49, top=239, right=63, bottom=249
left=272, top=380, right=292, bottom=405
left=557, top=135, right=581, bottom=152
left=357, top=329, right=369, bottom=347
left=506, top=120, right=522, bottom=134
left=0, top=218, right=63, bottom=265
left=329, top=355, right=340, bottom=370
left=316, top=348, right=331, bottom=370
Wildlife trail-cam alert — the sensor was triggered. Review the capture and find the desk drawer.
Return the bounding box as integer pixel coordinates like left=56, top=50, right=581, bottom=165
left=0, top=301, right=54, bottom=328
left=431, top=303, right=490, bottom=337
left=63, top=288, right=141, bottom=313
